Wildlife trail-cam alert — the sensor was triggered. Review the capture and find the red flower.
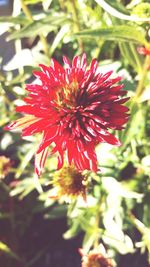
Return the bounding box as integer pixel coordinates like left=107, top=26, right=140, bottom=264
left=5, top=54, right=129, bottom=176
left=137, top=46, right=150, bottom=56
left=137, top=46, right=150, bottom=70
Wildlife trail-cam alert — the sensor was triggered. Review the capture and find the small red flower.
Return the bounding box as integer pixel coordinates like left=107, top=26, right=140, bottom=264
left=137, top=46, right=150, bottom=70
left=5, top=54, right=129, bottom=176
left=137, top=46, right=150, bottom=56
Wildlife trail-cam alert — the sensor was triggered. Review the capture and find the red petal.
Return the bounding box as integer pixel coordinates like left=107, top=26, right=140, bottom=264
left=80, top=53, right=87, bottom=70
left=37, top=127, right=59, bottom=153
left=99, top=133, right=121, bottom=146
left=51, top=58, right=65, bottom=73
left=5, top=116, right=39, bottom=131
left=25, top=84, right=43, bottom=92
left=111, top=103, right=129, bottom=112
left=63, top=56, right=71, bottom=68
left=72, top=55, right=81, bottom=68
left=101, top=70, right=113, bottom=80
left=35, top=147, right=49, bottom=176
left=115, top=97, right=130, bottom=104
left=57, top=148, right=64, bottom=169
left=90, top=59, right=98, bottom=73
left=22, top=119, right=52, bottom=136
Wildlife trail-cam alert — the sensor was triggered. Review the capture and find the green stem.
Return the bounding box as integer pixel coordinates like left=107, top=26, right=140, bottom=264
left=121, top=54, right=150, bottom=145
left=20, top=0, right=33, bottom=21
left=94, top=211, right=100, bottom=248
left=94, top=182, right=105, bottom=248
left=20, top=0, right=50, bottom=59
left=39, top=34, right=50, bottom=58
left=128, top=54, right=150, bottom=115
left=59, top=0, right=65, bottom=10
left=70, top=0, right=84, bottom=53
left=129, top=44, right=142, bottom=75
left=13, top=0, right=24, bottom=75
left=136, top=55, right=150, bottom=98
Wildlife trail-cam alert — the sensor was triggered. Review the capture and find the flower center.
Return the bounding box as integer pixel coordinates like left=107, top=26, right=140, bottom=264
left=56, top=80, right=79, bottom=109
left=52, top=165, right=87, bottom=198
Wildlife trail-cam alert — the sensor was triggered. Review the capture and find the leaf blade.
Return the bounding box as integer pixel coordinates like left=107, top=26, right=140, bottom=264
left=75, top=25, right=147, bottom=45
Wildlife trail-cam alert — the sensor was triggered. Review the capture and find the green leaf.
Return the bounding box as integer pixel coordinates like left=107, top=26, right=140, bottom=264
left=132, top=3, right=150, bottom=20
left=102, top=176, right=143, bottom=199
left=79, top=216, right=97, bottom=233
left=63, top=221, right=81, bottom=239
left=120, top=102, right=145, bottom=147
left=75, top=25, right=147, bottom=45
left=24, top=0, right=44, bottom=4
left=43, top=0, right=52, bottom=11
left=103, top=231, right=135, bottom=254
left=10, top=178, right=35, bottom=198
left=0, top=241, right=20, bottom=261
left=7, top=13, right=69, bottom=40
left=49, top=24, right=70, bottom=56
left=0, top=212, right=10, bottom=219
left=130, top=215, right=150, bottom=261
left=119, top=42, right=142, bottom=73
left=95, top=0, right=150, bottom=22
left=44, top=205, right=67, bottom=220
left=82, top=232, right=101, bottom=252
left=0, top=15, right=29, bottom=25
left=15, top=145, right=35, bottom=179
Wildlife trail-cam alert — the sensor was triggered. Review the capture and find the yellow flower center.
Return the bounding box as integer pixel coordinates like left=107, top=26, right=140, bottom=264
left=52, top=165, right=87, bottom=198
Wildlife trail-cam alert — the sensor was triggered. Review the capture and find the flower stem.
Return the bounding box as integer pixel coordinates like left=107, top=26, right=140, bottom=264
left=70, top=0, right=84, bottom=53
left=130, top=44, right=142, bottom=75
left=94, top=185, right=105, bottom=248
left=39, top=34, right=50, bottom=58
left=136, top=55, right=150, bottom=99
left=20, top=0, right=33, bottom=21
left=20, top=0, right=50, bottom=59
left=13, top=0, right=24, bottom=75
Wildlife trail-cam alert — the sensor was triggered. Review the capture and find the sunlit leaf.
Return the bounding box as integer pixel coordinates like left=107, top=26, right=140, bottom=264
left=0, top=15, right=29, bottom=25
left=24, top=0, right=44, bottom=4
left=82, top=232, right=101, bottom=252
left=7, top=13, right=69, bottom=40
left=0, top=241, right=20, bottom=261
left=44, top=205, right=67, bottom=219
left=63, top=221, right=81, bottom=239
left=102, top=176, right=143, bottom=199
left=103, top=231, right=135, bottom=254
left=10, top=177, right=40, bottom=199
left=75, top=25, right=147, bottom=45
left=49, top=24, right=70, bottom=56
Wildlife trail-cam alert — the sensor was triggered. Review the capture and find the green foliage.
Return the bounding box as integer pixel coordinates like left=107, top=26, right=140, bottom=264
left=75, top=25, right=147, bottom=44
left=7, top=12, right=70, bottom=40
left=0, top=241, right=21, bottom=261
left=132, top=3, right=150, bottom=19
left=0, top=0, right=150, bottom=266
